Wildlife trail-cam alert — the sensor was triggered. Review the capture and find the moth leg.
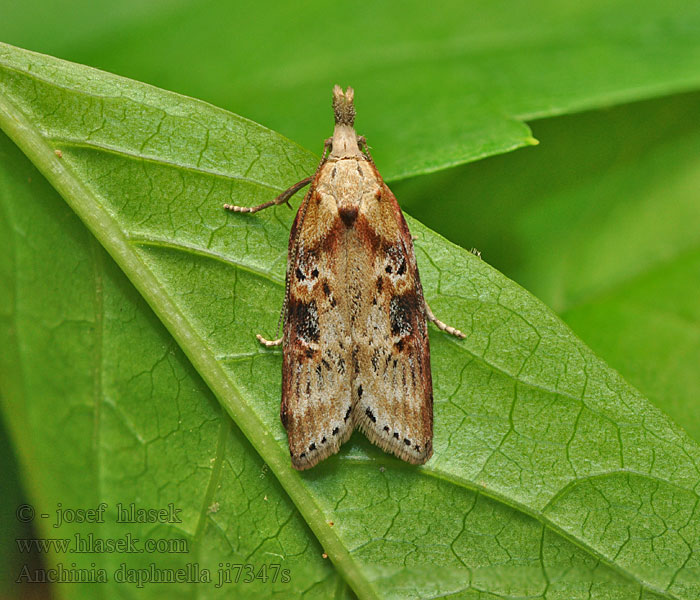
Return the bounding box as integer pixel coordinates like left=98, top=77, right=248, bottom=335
left=256, top=334, right=283, bottom=347
left=357, top=135, right=375, bottom=163
left=223, top=177, right=313, bottom=213
left=424, top=301, right=466, bottom=339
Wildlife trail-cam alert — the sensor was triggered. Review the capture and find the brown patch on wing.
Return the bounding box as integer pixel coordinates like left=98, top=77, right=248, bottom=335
left=350, top=174, right=433, bottom=464
left=281, top=157, right=433, bottom=469
left=281, top=167, right=354, bottom=470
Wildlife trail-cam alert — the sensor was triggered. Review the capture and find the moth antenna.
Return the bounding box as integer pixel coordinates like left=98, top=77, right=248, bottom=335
left=332, top=85, right=355, bottom=126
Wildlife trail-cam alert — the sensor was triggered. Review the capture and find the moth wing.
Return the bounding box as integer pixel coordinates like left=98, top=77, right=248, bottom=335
left=281, top=184, right=354, bottom=470
left=352, top=177, right=433, bottom=464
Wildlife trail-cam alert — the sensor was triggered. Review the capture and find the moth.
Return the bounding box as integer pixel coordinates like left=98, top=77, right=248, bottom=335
left=225, top=86, right=465, bottom=470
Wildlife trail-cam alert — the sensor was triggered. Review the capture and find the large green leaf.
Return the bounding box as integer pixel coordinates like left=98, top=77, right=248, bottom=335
left=3, top=1, right=700, bottom=180
left=3, top=43, right=700, bottom=599
left=0, top=131, right=339, bottom=599
left=398, top=92, right=700, bottom=443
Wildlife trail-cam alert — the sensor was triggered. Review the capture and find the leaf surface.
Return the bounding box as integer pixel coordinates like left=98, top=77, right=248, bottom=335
left=2, top=43, right=700, bottom=599
left=3, top=2, right=700, bottom=179
left=398, top=92, right=700, bottom=444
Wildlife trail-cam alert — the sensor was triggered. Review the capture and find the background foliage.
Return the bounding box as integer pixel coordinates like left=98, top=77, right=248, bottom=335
left=1, top=2, right=700, bottom=599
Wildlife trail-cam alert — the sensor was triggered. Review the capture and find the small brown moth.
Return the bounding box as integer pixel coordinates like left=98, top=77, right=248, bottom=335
left=225, top=86, right=465, bottom=470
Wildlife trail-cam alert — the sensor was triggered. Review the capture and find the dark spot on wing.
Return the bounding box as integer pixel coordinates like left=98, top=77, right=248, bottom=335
left=390, top=294, right=417, bottom=337
left=365, top=407, right=376, bottom=423
left=332, top=427, right=340, bottom=435
left=397, top=259, right=406, bottom=276
left=371, top=349, right=380, bottom=372
left=376, top=277, right=383, bottom=293
left=403, top=438, right=411, bottom=446
left=385, top=265, right=392, bottom=274
left=295, top=267, right=305, bottom=281
left=289, top=298, right=320, bottom=343
left=311, top=268, right=319, bottom=278
left=339, top=205, right=358, bottom=228
left=344, top=406, right=352, bottom=421
left=357, top=385, right=363, bottom=398
left=309, top=443, right=316, bottom=451
left=383, top=426, right=390, bottom=432
left=393, top=432, right=399, bottom=439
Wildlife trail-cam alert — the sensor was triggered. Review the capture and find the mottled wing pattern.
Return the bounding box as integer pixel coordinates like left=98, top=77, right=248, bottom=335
left=281, top=178, right=354, bottom=470
left=231, top=85, right=444, bottom=470
left=351, top=166, right=433, bottom=464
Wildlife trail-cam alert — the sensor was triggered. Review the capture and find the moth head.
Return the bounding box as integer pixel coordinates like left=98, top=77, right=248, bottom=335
left=333, top=85, right=355, bottom=127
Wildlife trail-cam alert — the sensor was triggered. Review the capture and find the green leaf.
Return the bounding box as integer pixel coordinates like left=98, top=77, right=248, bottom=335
left=2, top=43, right=700, bottom=600
left=563, top=251, right=700, bottom=442
left=0, top=414, right=30, bottom=599
left=0, top=106, right=338, bottom=599
left=398, top=91, right=700, bottom=444
left=3, top=2, right=700, bottom=180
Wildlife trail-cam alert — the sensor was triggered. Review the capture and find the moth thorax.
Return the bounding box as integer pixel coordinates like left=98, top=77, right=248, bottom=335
left=330, top=124, right=361, bottom=158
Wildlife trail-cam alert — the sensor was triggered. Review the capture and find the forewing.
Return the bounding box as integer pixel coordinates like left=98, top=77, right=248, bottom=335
left=281, top=181, right=353, bottom=470
left=352, top=175, right=433, bottom=464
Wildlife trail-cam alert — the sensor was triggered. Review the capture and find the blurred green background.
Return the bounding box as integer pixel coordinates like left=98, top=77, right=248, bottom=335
left=2, top=1, right=700, bottom=598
